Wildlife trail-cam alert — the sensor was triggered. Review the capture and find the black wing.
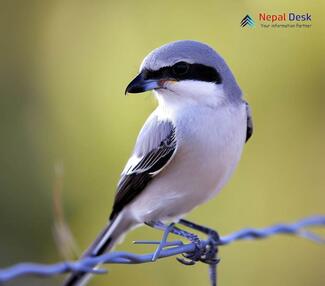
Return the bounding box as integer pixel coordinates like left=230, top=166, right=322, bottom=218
left=109, top=118, right=177, bottom=220
left=245, top=101, right=253, bottom=142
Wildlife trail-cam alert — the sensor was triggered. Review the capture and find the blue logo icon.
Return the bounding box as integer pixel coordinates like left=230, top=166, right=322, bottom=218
left=241, top=15, right=255, bottom=27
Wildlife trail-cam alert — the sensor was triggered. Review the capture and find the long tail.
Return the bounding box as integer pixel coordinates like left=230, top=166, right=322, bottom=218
left=63, top=213, right=133, bottom=286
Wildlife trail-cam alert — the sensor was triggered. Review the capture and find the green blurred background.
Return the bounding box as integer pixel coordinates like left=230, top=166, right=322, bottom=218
left=0, top=0, right=324, bottom=285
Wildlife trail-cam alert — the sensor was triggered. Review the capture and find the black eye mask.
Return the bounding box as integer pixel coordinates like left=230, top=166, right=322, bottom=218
left=142, top=61, right=222, bottom=84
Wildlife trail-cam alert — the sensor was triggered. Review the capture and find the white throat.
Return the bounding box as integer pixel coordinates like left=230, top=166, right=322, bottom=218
left=154, top=80, right=226, bottom=111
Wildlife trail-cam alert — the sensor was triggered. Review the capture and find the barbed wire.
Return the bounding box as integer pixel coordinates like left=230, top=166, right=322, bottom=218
left=0, top=215, right=324, bottom=285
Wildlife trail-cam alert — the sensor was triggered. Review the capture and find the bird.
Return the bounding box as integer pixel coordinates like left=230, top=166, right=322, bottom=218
left=63, top=40, right=253, bottom=286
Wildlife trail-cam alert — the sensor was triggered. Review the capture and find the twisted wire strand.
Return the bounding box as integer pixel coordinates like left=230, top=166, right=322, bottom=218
left=0, top=215, right=324, bottom=283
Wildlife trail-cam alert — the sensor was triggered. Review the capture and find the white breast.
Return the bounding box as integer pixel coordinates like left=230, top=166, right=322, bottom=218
left=127, top=100, right=247, bottom=223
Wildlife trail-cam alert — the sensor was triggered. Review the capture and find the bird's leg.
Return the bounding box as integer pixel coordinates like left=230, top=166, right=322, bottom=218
left=145, top=221, right=202, bottom=263
left=145, top=221, right=175, bottom=261
left=179, top=219, right=220, bottom=241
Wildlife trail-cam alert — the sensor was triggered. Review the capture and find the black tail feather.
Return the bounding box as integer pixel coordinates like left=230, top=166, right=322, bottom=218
left=62, top=214, right=132, bottom=286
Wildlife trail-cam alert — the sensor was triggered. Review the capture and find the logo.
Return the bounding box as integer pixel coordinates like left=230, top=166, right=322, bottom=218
left=240, top=15, right=255, bottom=27
left=240, top=13, right=312, bottom=29
left=259, top=12, right=311, bottom=22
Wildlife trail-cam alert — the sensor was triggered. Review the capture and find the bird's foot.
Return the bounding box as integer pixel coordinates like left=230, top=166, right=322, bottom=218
left=172, top=228, right=203, bottom=265
left=178, top=219, right=221, bottom=266
left=145, top=220, right=221, bottom=266
left=145, top=221, right=203, bottom=263
left=176, top=235, right=220, bottom=266
left=200, top=229, right=220, bottom=265
left=171, top=227, right=203, bottom=266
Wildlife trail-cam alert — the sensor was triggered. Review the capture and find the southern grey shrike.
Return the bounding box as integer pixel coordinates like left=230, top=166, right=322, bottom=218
left=64, top=40, right=253, bottom=285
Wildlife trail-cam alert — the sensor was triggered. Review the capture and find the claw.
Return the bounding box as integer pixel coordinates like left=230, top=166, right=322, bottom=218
left=176, top=257, right=196, bottom=266
left=175, top=240, right=207, bottom=266
left=201, top=257, right=220, bottom=265
left=182, top=252, right=196, bottom=259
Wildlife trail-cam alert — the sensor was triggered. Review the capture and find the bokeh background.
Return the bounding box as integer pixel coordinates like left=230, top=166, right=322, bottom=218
left=0, top=0, right=324, bottom=285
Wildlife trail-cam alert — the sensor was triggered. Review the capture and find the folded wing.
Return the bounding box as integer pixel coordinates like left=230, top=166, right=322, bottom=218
left=109, top=117, right=177, bottom=220
left=245, top=101, right=253, bottom=142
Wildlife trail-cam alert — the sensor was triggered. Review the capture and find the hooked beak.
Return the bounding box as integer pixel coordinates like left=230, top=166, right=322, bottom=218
left=125, top=71, right=161, bottom=95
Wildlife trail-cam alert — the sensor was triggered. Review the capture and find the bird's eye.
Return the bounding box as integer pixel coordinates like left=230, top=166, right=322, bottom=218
left=172, top=62, right=190, bottom=76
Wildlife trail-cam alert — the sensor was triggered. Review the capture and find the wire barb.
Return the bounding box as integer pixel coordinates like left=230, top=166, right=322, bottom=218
left=0, top=215, right=324, bottom=285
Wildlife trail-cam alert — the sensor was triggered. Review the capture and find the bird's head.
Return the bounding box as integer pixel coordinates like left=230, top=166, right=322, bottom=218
left=125, top=40, right=242, bottom=107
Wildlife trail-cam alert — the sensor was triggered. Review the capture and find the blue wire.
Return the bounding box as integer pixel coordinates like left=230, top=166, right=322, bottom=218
left=0, top=215, right=324, bottom=283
